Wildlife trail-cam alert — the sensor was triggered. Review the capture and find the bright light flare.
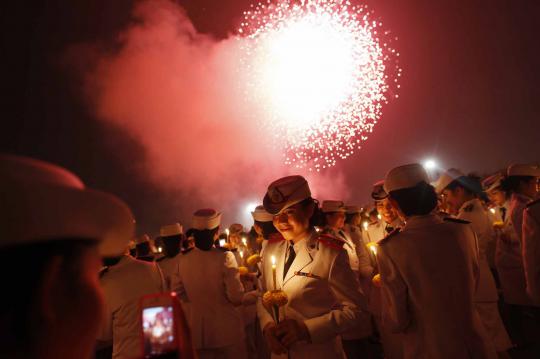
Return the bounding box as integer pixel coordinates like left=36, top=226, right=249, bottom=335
left=423, top=159, right=438, bottom=170
left=245, top=202, right=258, bottom=214
left=239, top=0, right=401, bottom=171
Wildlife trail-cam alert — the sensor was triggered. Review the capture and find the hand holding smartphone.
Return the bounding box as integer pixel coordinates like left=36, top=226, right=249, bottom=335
left=140, top=292, right=196, bottom=359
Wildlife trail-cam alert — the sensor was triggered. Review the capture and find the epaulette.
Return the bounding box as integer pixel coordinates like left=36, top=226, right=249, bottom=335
left=317, top=233, right=345, bottom=250
left=378, top=228, right=400, bottom=245
left=268, top=233, right=285, bottom=243
left=526, top=198, right=540, bottom=208
left=463, top=203, right=474, bottom=212
left=444, top=217, right=471, bottom=224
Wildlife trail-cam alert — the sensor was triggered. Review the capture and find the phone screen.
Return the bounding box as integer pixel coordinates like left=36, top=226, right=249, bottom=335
left=142, top=306, right=177, bottom=357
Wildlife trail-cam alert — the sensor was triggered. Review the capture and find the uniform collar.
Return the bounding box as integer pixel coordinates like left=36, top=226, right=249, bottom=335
left=403, top=214, right=442, bottom=230
left=458, top=198, right=479, bottom=214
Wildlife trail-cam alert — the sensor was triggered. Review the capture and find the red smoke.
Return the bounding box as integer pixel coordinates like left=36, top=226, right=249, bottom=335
left=79, top=0, right=349, bottom=226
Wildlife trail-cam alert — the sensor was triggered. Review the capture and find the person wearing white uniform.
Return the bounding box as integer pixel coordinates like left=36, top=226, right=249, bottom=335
left=494, top=164, right=540, bottom=347
left=156, top=223, right=184, bottom=294
left=178, top=208, right=247, bottom=359
left=378, top=163, right=496, bottom=359
left=359, top=180, right=404, bottom=359
left=257, top=176, right=369, bottom=359
left=320, top=200, right=374, bottom=359
left=98, top=252, right=166, bottom=359
left=523, top=198, right=540, bottom=304
left=0, top=155, right=134, bottom=359
left=362, top=180, right=403, bottom=247
left=482, top=172, right=511, bottom=274
left=436, top=169, right=512, bottom=355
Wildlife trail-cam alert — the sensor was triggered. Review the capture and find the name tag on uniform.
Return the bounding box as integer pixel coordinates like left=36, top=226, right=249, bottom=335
left=294, top=271, right=322, bottom=279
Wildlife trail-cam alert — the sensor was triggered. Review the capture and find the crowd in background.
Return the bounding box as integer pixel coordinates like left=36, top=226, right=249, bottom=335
left=1, top=154, right=539, bottom=359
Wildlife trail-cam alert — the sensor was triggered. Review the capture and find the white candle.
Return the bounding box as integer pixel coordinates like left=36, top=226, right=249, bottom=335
left=271, top=255, right=277, bottom=290
left=363, top=221, right=369, bottom=231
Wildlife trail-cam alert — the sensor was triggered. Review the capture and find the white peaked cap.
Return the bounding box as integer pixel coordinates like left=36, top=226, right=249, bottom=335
left=482, top=172, right=505, bottom=193
left=192, top=208, right=222, bottom=230
left=160, top=223, right=183, bottom=237
left=434, top=168, right=466, bottom=194
left=344, top=205, right=362, bottom=214
left=135, top=234, right=151, bottom=245
left=321, top=200, right=346, bottom=213
left=384, top=163, right=430, bottom=193
left=263, top=175, right=311, bottom=215
left=251, top=205, right=274, bottom=222
left=507, top=164, right=540, bottom=177
left=0, top=154, right=135, bottom=256
left=371, top=180, right=388, bottom=201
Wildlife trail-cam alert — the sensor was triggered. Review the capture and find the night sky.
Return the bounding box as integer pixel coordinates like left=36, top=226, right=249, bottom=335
left=2, top=0, right=539, bottom=234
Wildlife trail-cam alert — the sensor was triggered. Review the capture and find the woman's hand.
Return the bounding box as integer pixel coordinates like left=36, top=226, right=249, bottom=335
left=263, top=323, right=288, bottom=354
left=275, top=319, right=311, bottom=348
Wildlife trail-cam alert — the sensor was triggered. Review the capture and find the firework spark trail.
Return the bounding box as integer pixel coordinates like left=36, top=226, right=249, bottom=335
left=239, top=0, right=401, bottom=171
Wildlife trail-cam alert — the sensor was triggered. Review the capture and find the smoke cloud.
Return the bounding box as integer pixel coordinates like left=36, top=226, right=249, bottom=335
left=77, top=0, right=349, bottom=227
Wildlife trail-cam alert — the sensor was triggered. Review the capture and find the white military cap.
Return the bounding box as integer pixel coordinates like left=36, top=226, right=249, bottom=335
left=344, top=205, right=362, bottom=214
left=251, top=205, right=274, bottom=222
left=160, top=223, right=183, bottom=237
left=135, top=234, right=151, bottom=245
left=371, top=180, right=388, bottom=201
left=434, top=168, right=466, bottom=194
left=482, top=172, right=505, bottom=193
left=507, top=164, right=540, bottom=177
left=0, top=154, right=134, bottom=256
left=321, top=200, right=346, bottom=213
left=192, top=208, right=222, bottom=230
left=384, top=163, right=430, bottom=193
left=263, top=175, right=311, bottom=215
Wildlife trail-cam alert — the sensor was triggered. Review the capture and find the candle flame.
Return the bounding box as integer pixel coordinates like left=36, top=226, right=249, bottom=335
left=368, top=243, right=377, bottom=255
left=271, top=255, right=276, bottom=266
left=242, top=237, right=247, bottom=246
left=240, top=250, right=244, bottom=258
left=219, top=239, right=226, bottom=247
left=489, top=208, right=496, bottom=214
left=362, top=221, right=369, bottom=231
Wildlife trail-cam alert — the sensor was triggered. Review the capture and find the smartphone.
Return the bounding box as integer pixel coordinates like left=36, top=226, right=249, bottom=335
left=141, top=293, right=180, bottom=359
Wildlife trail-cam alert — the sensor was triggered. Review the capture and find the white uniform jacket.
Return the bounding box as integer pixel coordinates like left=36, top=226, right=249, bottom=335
left=98, top=255, right=165, bottom=359
left=178, top=247, right=245, bottom=349
left=457, top=199, right=498, bottom=302
left=523, top=199, right=540, bottom=304
left=377, top=214, right=496, bottom=359
left=496, top=193, right=533, bottom=305
left=156, top=253, right=182, bottom=294
left=257, top=232, right=368, bottom=359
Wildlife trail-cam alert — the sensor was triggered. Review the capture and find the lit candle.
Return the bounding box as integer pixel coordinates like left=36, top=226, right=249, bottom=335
left=489, top=208, right=496, bottom=214
left=271, top=255, right=277, bottom=290
left=377, top=214, right=382, bottom=220
left=158, top=247, right=163, bottom=253
left=369, top=243, right=377, bottom=256
left=362, top=221, right=369, bottom=231
left=242, top=237, right=247, bottom=247
left=219, top=239, right=226, bottom=247
left=239, top=250, right=244, bottom=265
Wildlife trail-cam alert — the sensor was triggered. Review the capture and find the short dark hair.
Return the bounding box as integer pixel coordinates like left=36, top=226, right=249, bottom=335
left=254, top=220, right=278, bottom=238
left=299, top=198, right=322, bottom=229
left=445, top=175, right=482, bottom=196
left=193, top=227, right=219, bottom=251
left=502, top=175, right=535, bottom=193
left=0, top=239, right=95, bottom=354
left=136, top=241, right=151, bottom=257
left=161, top=234, right=183, bottom=258
left=389, top=181, right=437, bottom=216
left=345, top=212, right=359, bottom=225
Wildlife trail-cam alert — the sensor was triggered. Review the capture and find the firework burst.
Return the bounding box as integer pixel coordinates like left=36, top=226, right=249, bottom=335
left=239, top=0, right=401, bottom=171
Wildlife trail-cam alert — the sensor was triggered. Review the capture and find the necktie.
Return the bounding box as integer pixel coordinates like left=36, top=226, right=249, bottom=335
left=283, top=244, right=296, bottom=279
left=500, top=207, right=506, bottom=221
